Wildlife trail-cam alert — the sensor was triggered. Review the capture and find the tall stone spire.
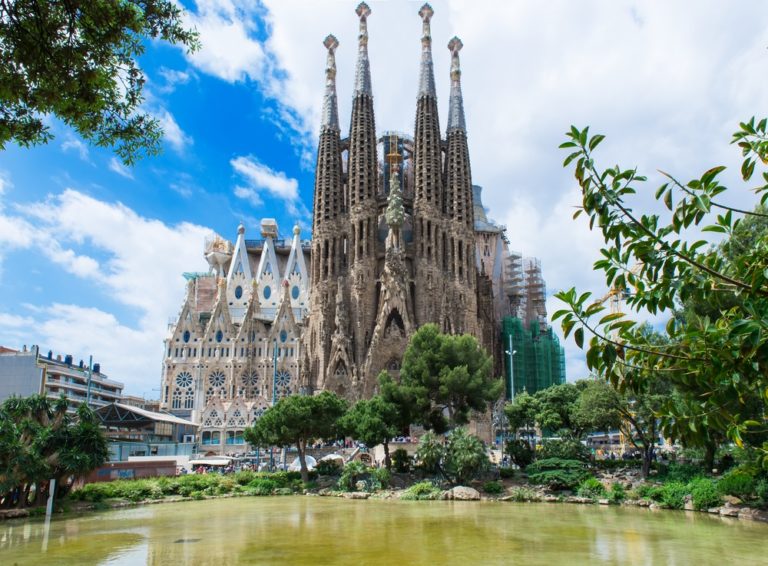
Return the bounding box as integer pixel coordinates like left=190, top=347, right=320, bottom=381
left=321, top=35, right=339, bottom=131
left=347, top=1, right=379, bottom=372
left=413, top=2, right=443, bottom=274
left=417, top=3, right=436, bottom=99
left=444, top=35, right=475, bottom=285
left=312, top=33, right=344, bottom=280
left=447, top=37, right=466, bottom=132
left=353, top=2, right=372, bottom=97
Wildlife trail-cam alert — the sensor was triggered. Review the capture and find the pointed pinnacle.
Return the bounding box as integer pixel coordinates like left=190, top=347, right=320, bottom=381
left=324, top=34, right=339, bottom=53
left=417, top=3, right=436, bottom=98
left=321, top=34, right=340, bottom=130
left=447, top=36, right=466, bottom=132
left=353, top=2, right=372, bottom=97
left=419, top=3, right=434, bottom=23
left=356, top=2, right=371, bottom=19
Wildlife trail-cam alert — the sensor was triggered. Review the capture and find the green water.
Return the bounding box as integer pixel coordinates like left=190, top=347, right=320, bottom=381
left=1, top=498, right=767, bottom=565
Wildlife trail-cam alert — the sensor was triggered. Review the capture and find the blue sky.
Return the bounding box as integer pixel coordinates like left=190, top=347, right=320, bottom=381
left=1, top=1, right=768, bottom=395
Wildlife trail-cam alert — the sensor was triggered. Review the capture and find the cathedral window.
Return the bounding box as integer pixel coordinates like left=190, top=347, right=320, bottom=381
left=216, top=330, right=223, bottom=343
left=291, top=286, right=300, bottom=299
left=242, top=371, right=259, bottom=397
left=210, top=371, right=226, bottom=387
left=176, top=372, right=193, bottom=388
left=184, top=389, right=194, bottom=409
left=264, top=285, right=272, bottom=300
left=275, top=370, right=292, bottom=398
left=280, top=330, right=288, bottom=342
left=171, top=390, right=182, bottom=409
left=183, top=330, right=191, bottom=343
left=235, top=285, right=243, bottom=299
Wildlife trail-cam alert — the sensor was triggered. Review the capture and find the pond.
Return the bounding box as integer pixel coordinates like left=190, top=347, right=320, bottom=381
left=1, top=497, right=766, bottom=565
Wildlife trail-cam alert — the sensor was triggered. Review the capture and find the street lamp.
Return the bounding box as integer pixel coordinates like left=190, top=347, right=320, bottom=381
left=505, top=344, right=518, bottom=401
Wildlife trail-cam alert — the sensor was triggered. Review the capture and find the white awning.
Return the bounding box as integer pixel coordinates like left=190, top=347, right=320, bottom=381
left=189, top=458, right=231, bottom=466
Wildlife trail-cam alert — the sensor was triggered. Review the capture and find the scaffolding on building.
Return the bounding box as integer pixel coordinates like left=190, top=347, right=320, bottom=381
left=501, top=316, right=565, bottom=400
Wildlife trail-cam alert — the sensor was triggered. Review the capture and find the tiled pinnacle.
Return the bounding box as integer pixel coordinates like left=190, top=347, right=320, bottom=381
left=354, top=2, right=372, bottom=97
left=321, top=34, right=339, bottom=131
left=417, top=3, right=436, bottom=99
left=447, top=36, right=466, bottom=132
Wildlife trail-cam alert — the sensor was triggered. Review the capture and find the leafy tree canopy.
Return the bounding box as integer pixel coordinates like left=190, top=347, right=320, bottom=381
left=339, top=394, right=401, bottom=469
left=396, top=323, right=502, bottom=433
left=0, top=0, right=199, bottom=164
left=554, top=119, right=768, bottom=467
left=1, top=395, right=108, bottom=508
left=244, top=392, right=348, bottom=482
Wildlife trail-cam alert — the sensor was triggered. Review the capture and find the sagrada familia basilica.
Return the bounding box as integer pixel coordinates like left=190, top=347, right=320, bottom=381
left=160, top=4, right=550, bottom=451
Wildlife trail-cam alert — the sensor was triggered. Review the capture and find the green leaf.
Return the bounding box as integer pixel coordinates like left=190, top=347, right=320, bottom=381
left=588, top=134, right=605, bottom=151
left=574, top=327, right=584, bottom=349
left=664, top=188, right=672, bottom=210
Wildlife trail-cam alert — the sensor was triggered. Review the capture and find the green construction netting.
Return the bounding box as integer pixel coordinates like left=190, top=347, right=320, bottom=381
left=501, top=317, right=566, bottom=399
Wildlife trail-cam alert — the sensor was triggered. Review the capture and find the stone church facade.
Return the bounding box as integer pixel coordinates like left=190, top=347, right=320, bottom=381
left=160, top=4, right=514, bottom=451
left=305, top=3, right=493, bottom=398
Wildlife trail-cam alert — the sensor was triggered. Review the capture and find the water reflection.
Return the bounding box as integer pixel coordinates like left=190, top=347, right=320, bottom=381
left=0, top=498, right=766, bottom=565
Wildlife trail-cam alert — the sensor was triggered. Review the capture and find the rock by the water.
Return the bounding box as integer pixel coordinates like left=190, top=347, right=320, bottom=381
left=447, top=486, right=481, bottom=501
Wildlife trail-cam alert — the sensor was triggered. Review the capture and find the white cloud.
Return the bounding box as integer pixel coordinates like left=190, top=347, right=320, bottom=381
left=157, top=67, right=193, bottom=93
left=108, top=157, right=134, bottom=179
left=231, top=155, right=299, bottom=201
left=234, top=185, right=263, bottom=207
left=156, top=108, right=193, bottom=154
left=0, top=189, right=213, bottom=394
left=183, top=0, right=267, bottom=83
left=0, top=172, right=9, bottom=201
left=61, top=135, right=90, bottom=162
left=0, top=312, right=34, bottom=328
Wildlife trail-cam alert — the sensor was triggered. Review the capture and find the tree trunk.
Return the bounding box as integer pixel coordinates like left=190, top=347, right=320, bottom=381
left=16, top=484, right=31, bottom=509
left=297, top=439, right=309, bottom=484
left=34, top=481, right=48, bottom=507
left=704, top=441, right=716, bottom=473
left=383, top=441, right=391, bottom=470
left=642, top=444, right=654, bottom=479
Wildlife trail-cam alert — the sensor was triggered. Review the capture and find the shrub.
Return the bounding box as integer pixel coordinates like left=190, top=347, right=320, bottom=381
left=633, top=483, right=660, bottom=500
left=577, top=477, right=606, bottom=499
left=608, top=483, right=626, bottom=503
left=717, top=469, right=755, bottom=499
left=507, top=486, right=540, bottom=502
left=499, top=467, right=515, bottom=479
left=443, top=428, right=488, bottom=485
left=392, top=449, right=411, bottom=473
left=337, top=461, right=369, bottom=492
left=539, top=437, right=591, bottom=462
left=234, top=470, right=257, bottom=485
left=660, top=463, right=705, bottom=483
left=689, top=478, right=722, bottom=511
left=370, top=467, right=391, bottom=490
left=415, top=432, right=444, bottom=475
left=526, top=458, right=589, bottom=490
left=400, top=481, right=441, bottom=501
left=756, top=479, right=768, bottom=505
left=657, top=482, right=688, bottom=509
left=506, top=439, right=535, bottom=470
left=483, top=481, right=503, bottom=494
left=595, top=459, right=640, bottom=471
left=247, top=478, right=277, bottom=496
left=316, top=459, right=342, bottom=476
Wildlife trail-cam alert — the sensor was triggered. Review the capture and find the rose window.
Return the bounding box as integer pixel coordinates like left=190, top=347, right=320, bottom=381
left=242, top=371, right=259, bottom=386
left=209, top=371, right=226, bottom=387
left=176, top=372, right=193, bottom=388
